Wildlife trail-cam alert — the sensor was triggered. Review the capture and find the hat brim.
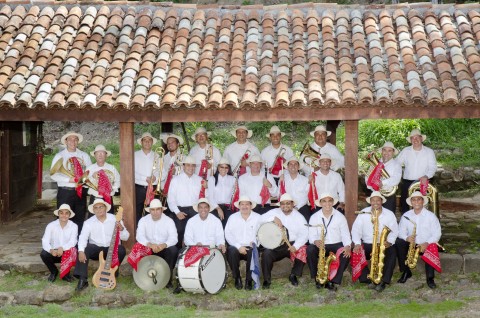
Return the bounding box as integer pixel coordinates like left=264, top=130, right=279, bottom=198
left=266, top=132, right=286, bottom=138
left=145, top=206, right=167, bottom=213
left=193, top=202, right=214, bottom=213
left=378, top=146, right=399, bottom=156
left=314, top=196, right=339, bottom=207
left=61, top=132, right=84, bottom=146
left=283, top=159, right=304, bottom=170
left=406, top=195, right=429, bottom=207
left=310, top=130, right=332, bottom=138
left=366, top=195, right=387, bottom=204
left=53, top=208, right=75, bottom=219
left=231, top=129, right=253, bottom=139
left=191, top=131, right=212, bottom=141
left=234, top=200, right=257, bottom=210
left=137, top=136, right=158, bottom=146
left=407, top=135, right=427, bottom=143
left=161, top=134, right=184, bottom=145
left=88, top=201, right=112, bottom=213
left=90, top=150, right=112, bottom=157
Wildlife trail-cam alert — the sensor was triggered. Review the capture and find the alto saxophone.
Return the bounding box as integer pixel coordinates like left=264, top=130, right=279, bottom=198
left=367, top=208, right=391, bottom=285
left=316, top=225, right=337, bottom=284
left=404, top=216, right=420, bottom=269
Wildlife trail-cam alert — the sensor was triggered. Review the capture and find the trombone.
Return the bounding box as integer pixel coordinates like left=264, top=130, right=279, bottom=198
left=205, top=144, right=214, bottom=177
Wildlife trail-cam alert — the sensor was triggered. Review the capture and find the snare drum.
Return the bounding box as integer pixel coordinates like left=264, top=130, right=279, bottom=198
left=176, top=247, right=227, bottom=294
left=257, top=222, right=285, bottom=249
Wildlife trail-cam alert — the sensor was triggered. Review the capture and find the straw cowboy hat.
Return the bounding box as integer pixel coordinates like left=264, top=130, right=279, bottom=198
left=247, top=155, right=263, bottom=164
left=366, top=191, right=387, bottom=204
left=137, top=132, right=158, bottom=146
left=90, top=144, right=112, bottom=157
left=234, top=195, right=257, bottom=210
left=88, top=198, right=112, bottom=214
left=266, top=125, right=285, bottom=138
left=310, top=125, right=332, bottom=138
left=160, top=133, right=184, bottom=145
left=283, top=156, right=304, bottom=170
left=279, top=193, right=296, bottom=206
left=316, top=153, right=335, bottom=167
left=53, top=203, right=75, bottom=218
left=217, top=157, right=230, bottom=167
left=230, top=125, right=253, bottom=139
left=181, top=156, right=196, bottom=165
left=191, top=127, right=212, bottom=141
left=193, top=198, right=214, bottom=212
left=61, top=131, right=83, bottom=146
left=379, top=141, right=399, bottom=156
left=406, top=191, right=429, bottom=206
left=145, top=199, right=166, bottom=213
left=315, top=193, right=339, bottom=207
left=406, top=129, right=427, bottom=143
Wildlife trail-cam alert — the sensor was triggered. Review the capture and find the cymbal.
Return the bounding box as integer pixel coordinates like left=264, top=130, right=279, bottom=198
left=132, top=255, right=170, bottom=291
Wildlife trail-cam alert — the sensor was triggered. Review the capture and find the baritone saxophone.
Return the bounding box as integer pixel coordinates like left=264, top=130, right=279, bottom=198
left=367, top=208, right=391, bottom=285
left=316, top=225, right=337, bottom=285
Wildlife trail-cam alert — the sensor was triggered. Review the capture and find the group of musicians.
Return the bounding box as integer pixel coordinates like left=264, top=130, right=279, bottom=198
left=42, top=125, right=441, bottom=293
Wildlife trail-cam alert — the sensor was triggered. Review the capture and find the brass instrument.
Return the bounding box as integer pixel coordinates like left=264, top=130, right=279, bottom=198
left=50, top=158, right=75, bottom=178
left=77, top=171, right=98, bottom=191
left=143, top=147, right=163, bottom=213
left=367, top=208, right=391, bottom=285
left=299, top=142, right=320, bottom=170
left=269, top=147, right=286, bottom=173
left=365, top=151, right=397, bottom=197
left=316, top=225, right=337, bottom=284
left=408, top=182, right=439, bottom=219
left=232, top=149, right=251, bottom=177
left=205, top=144, right=214, bottom=177
left=154, top=147, right=165, bottom=197
left=404, top=216, right=420, bottom=269
left=174, top=145, right=186, bottom=175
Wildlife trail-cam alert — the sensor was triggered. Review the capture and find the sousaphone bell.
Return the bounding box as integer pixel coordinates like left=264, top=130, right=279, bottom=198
left=132, top=256, right=170, bottom=291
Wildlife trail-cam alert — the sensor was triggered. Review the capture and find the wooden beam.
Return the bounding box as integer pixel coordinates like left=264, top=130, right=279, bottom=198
left=344, top=120, right=359, bottom=229
left=119, top=122, right=135, bottom=249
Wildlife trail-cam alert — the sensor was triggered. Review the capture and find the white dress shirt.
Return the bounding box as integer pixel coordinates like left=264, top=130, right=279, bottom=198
left=397, top=145, right=437, bottom=180
left=308, top=209, right=351, bottom=246
left=301, top=142, right=344, bottom=175
left=167, top=172, right=204, bottom=214
left=86, top=162, right=121, bottom=197
left=78, top=214, right=130, bottom=252
left=134, top=149, right=159, bottom=186
left=42, top=220, right=78, bottom=252
left=207, top=174, right=236, bottom=209
left=223, top=141, right=260, bottom=174
left=225, top=211, right=261, bottom=249
left=351, top=206, right=399, bottom=245
left=261, top=144, right=294, bottom=177
left=261, top=208, right=308, bottom=250
left=184, top=214, right=225, bottom=246
left=399, top=208, right=441, bottom=244
left=50, top=148, right=92, bottom=187
left=136, top=214, right=178, bottom=248
left=238, top=172, right=278, bottom=205
left=314, top=170, right=345, bottom=203
left=282, top=172, right=309, bottom=208
left=189, top=144, right=222, bottom=175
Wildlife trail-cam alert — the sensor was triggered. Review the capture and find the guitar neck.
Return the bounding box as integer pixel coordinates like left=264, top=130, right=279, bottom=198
left=104, top=223, right=118, bottom=270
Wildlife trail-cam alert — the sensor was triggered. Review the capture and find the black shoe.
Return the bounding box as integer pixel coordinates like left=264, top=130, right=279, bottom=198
left=47, top=272, right=58, bottom=282
left=235, top=277, right=243, bottom=290
left=367, top=282, right=377, bottom=290
left=315, top=281, right=322, bottom=289
left=245, top=279, right=253, bottom=290
left=166, top=281, right=173, bottom=289
left=397, top=270, right=412, bottom=283
left=375, top=282, right=386, bottom=292
left=289, top=274, right=298, bottom=287
left=325, top=282, right=337, bottom=291
left=61, top=274, right=73, bottom=283
left=427, top=278, right=437, bottom=289
left=262, top=281, right=271, bottom=289
left=75, top=279, right=88, bottom=291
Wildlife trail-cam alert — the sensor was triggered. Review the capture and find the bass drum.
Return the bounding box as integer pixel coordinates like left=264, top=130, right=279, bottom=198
left=257, top=222, right=284, bottom=249
left=176, top=247, right=227, bottom=294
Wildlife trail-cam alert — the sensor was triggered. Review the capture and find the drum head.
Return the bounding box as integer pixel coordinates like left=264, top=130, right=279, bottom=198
left=257, top=222, right=283, bottom=249
left=199, top=248, right=227, bottom=294
left=133, top=255, right=170, bottom=291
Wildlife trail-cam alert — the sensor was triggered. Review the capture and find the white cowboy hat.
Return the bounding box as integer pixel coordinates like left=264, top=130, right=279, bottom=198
left=191, top=127, right=212, bottom=141
left=145, top=199, right=166, bottom=213
left=160, top=133, right=184, bottom=145
left=366, top=191, right=387, bottom=204
left=315, top=193, right=339, bottom=207
left=406, top=129, right=427, bottom=143
left=61, top=131, right=83, bottom=146
left=406, top=191, right=429, bottom=206
left=310, top=125, right=332, bottom=138
left=283, top=156, right=304, bottom=170
left=317, top=153, right=335, bottom=167
left=266, top=125, right=285, bottom=138
left=90, top=144, right=112, bottom=157
left=53, top=203, right=75, bottom=218
left=234, top=195, right=257, bottom=210
left=193, top=198, right=214, bottom=212
left=217, top=157, right=230, bottom=167
left=88, top=198, right=112, bottom=214
left=379, top=141, right=399, bottom=155
left=279, top=193, right=296, bottom=206
left=247, top=155, right=263, bottom=164
left=137, top=132, right=158, bottom=146
left=181, top=156, right=196, bottom=165
left=230, top=125, right=253, bottom=139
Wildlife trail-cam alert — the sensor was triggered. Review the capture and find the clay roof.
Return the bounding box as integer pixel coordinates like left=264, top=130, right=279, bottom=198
left=0, top=2, right=479, bottom=111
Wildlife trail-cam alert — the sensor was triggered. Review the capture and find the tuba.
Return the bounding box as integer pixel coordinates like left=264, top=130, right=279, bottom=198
left=408, top=182, right=439, bottom=219
left=365, top=151, right=397, bottom=197
left=404, top=216, right=420, bottom=269
left=299, top=142, right=320, bottom=170
left=367, top=208, right=391, bottom=285
left=316, top=225, right=337, bottom=285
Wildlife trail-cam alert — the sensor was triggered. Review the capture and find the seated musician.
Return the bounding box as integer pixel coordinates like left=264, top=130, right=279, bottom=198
left=86, top=145, right=120, bottom=213
left=311, top=154, right=345, bottom=213
left=73, top=198, right=129, bottom=291
left=396, top=191, right=442, bottom=289
left=40, top=204, right=78, bottom=283
left=260, top=193, right=308, bottom=289
left=261, top=126, right=294, bottom=185
left=208, top=157, right=236, bottom=227
left=189, top=127, right=221, bottom=176
left=279, top=156, right=310, bottom=222
left=351, top=191, right=398, bottom=292
left=225, top=195, right=261, bottom=290
left=223, top=125, right=260, bottom=177
left=307, top=193, right=351, bottom=291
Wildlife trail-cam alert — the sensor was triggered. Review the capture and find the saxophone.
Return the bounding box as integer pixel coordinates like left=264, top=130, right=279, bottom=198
left=316, top=225, right=337, bottom=284
left=367, top=208, right=391, bottom=285
left=404, top=216, right=420, bottom=269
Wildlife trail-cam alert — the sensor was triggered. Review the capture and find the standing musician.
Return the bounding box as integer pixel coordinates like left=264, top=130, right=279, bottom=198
left=279, top=157, right=310, bottom=222
left=310, top=154, right=345, bottom=213
left=351, top=191, right=398, bottom=292
left=189, top=127, right=221, bottom=176
left=260, top=194, right=308, bottom=289
left=223, top=125, right=260, bottom=177
left=86, top=145, right=120, bottom=214
left=397, top=129, right=437, bottom=213
left=134, top=132, right=160, bottom=224
left=307, top=193, right=351, bottom=290
left=51, top=131, right=92, bottom=234
left=225, top=196, right=261, bottom=290
left=261, top=126, right=294, bottom=185
left=301, top=125, right=344, bottom=176
left=364, top=141, right=402, bottom=213
left=207, top=158, right=236, bottom=227
left=167, top=156, right=206, bottom=249
left=238, top=155, right=278, bottom=215
left=73, top=198, right=129, bottom=291
left=396, top=191, right=441, bottom=289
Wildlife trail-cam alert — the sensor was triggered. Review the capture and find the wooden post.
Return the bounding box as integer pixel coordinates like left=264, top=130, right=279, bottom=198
left=119, top=122, right=135, bottom=249
left=344, top=120, right=359, bottom=228
left=326, top=120, right=341, bottom=146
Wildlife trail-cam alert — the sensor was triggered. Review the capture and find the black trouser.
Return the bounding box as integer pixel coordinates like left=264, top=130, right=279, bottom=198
left=261, top=242, right=305, bottom=283
left=135, top=184, right=148, bottom=224
left=395, top=238, right=435, bottom=279
left=358, top=242, right=396, bottom=284
left=89, top=195, right=114, bottom=214
left=152, top=246, right=179, bottom=281
left=253, top=204, right=271, bottom=215
left=73, top=243, right=126, bottom=280
left=400, top=179, right=415, bottom=214
left=57, top=187, right=88, bottom=234
left=227, top=246, right=253, bottom=281
left=173, top=206, right=197, bottom=249
left=298, top=205, right=313, bottom=223
left=306, top=243, right=349, bottom=285
left=211, top=204, right=234, bottom=228
left=40, top=250, right=61, bottom=275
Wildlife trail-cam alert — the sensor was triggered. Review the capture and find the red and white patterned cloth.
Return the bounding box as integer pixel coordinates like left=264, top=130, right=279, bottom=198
left=350, top=245, right=368, bottom=282
left=290, top=245, right=307, bottom=264
left=184, top=246, right=210, bottom=267
left=127, top=242, right=153, bottom=271
left=422, top=243, right=442, bottom=273
left=97, top=169, right=112, bottom=204
left=60, top=247, right=77, bottom=279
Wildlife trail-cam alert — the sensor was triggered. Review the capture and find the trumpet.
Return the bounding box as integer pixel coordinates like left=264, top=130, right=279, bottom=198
left=299, top=142, right=320, bottom=170
left=232, top=149, right=251, bottom=177
left=269, top=147, right=286, bottom=174
left=205, top=144, right=214, bottom=177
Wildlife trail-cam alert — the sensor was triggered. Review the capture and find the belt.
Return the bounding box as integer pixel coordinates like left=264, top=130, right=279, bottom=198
left=58, top=187, right=76, bottom=191
left=135, top=184, right=157, bottom=189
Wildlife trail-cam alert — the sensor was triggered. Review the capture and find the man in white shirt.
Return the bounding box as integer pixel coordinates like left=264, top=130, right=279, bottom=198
left=397, top=129, right=437, bottom=213
left=260, top=194, right=308, bottom=289
left=307, top=193, right=351, bottom=290
left=134, top=132, right=160, bottom=223
left=279, top=157, right=310, bottom=221
left=40, top=204, right=78, bottom=283
left=311, top=154, right=345, bottom=213
left=73, top=198, right=130, bottom=291
left=352, top=191, right=398, bottom=292
left=396, top=192, right=442, bottom=289
left=261, top=126, right=294, bottom=184
left=50, top=131, right=92, bottom=233
left=225, top=196, right=261, bottom=290
left=188, top=127, right=221, bottom=176
left=223, top=125, right=260, bottom=177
